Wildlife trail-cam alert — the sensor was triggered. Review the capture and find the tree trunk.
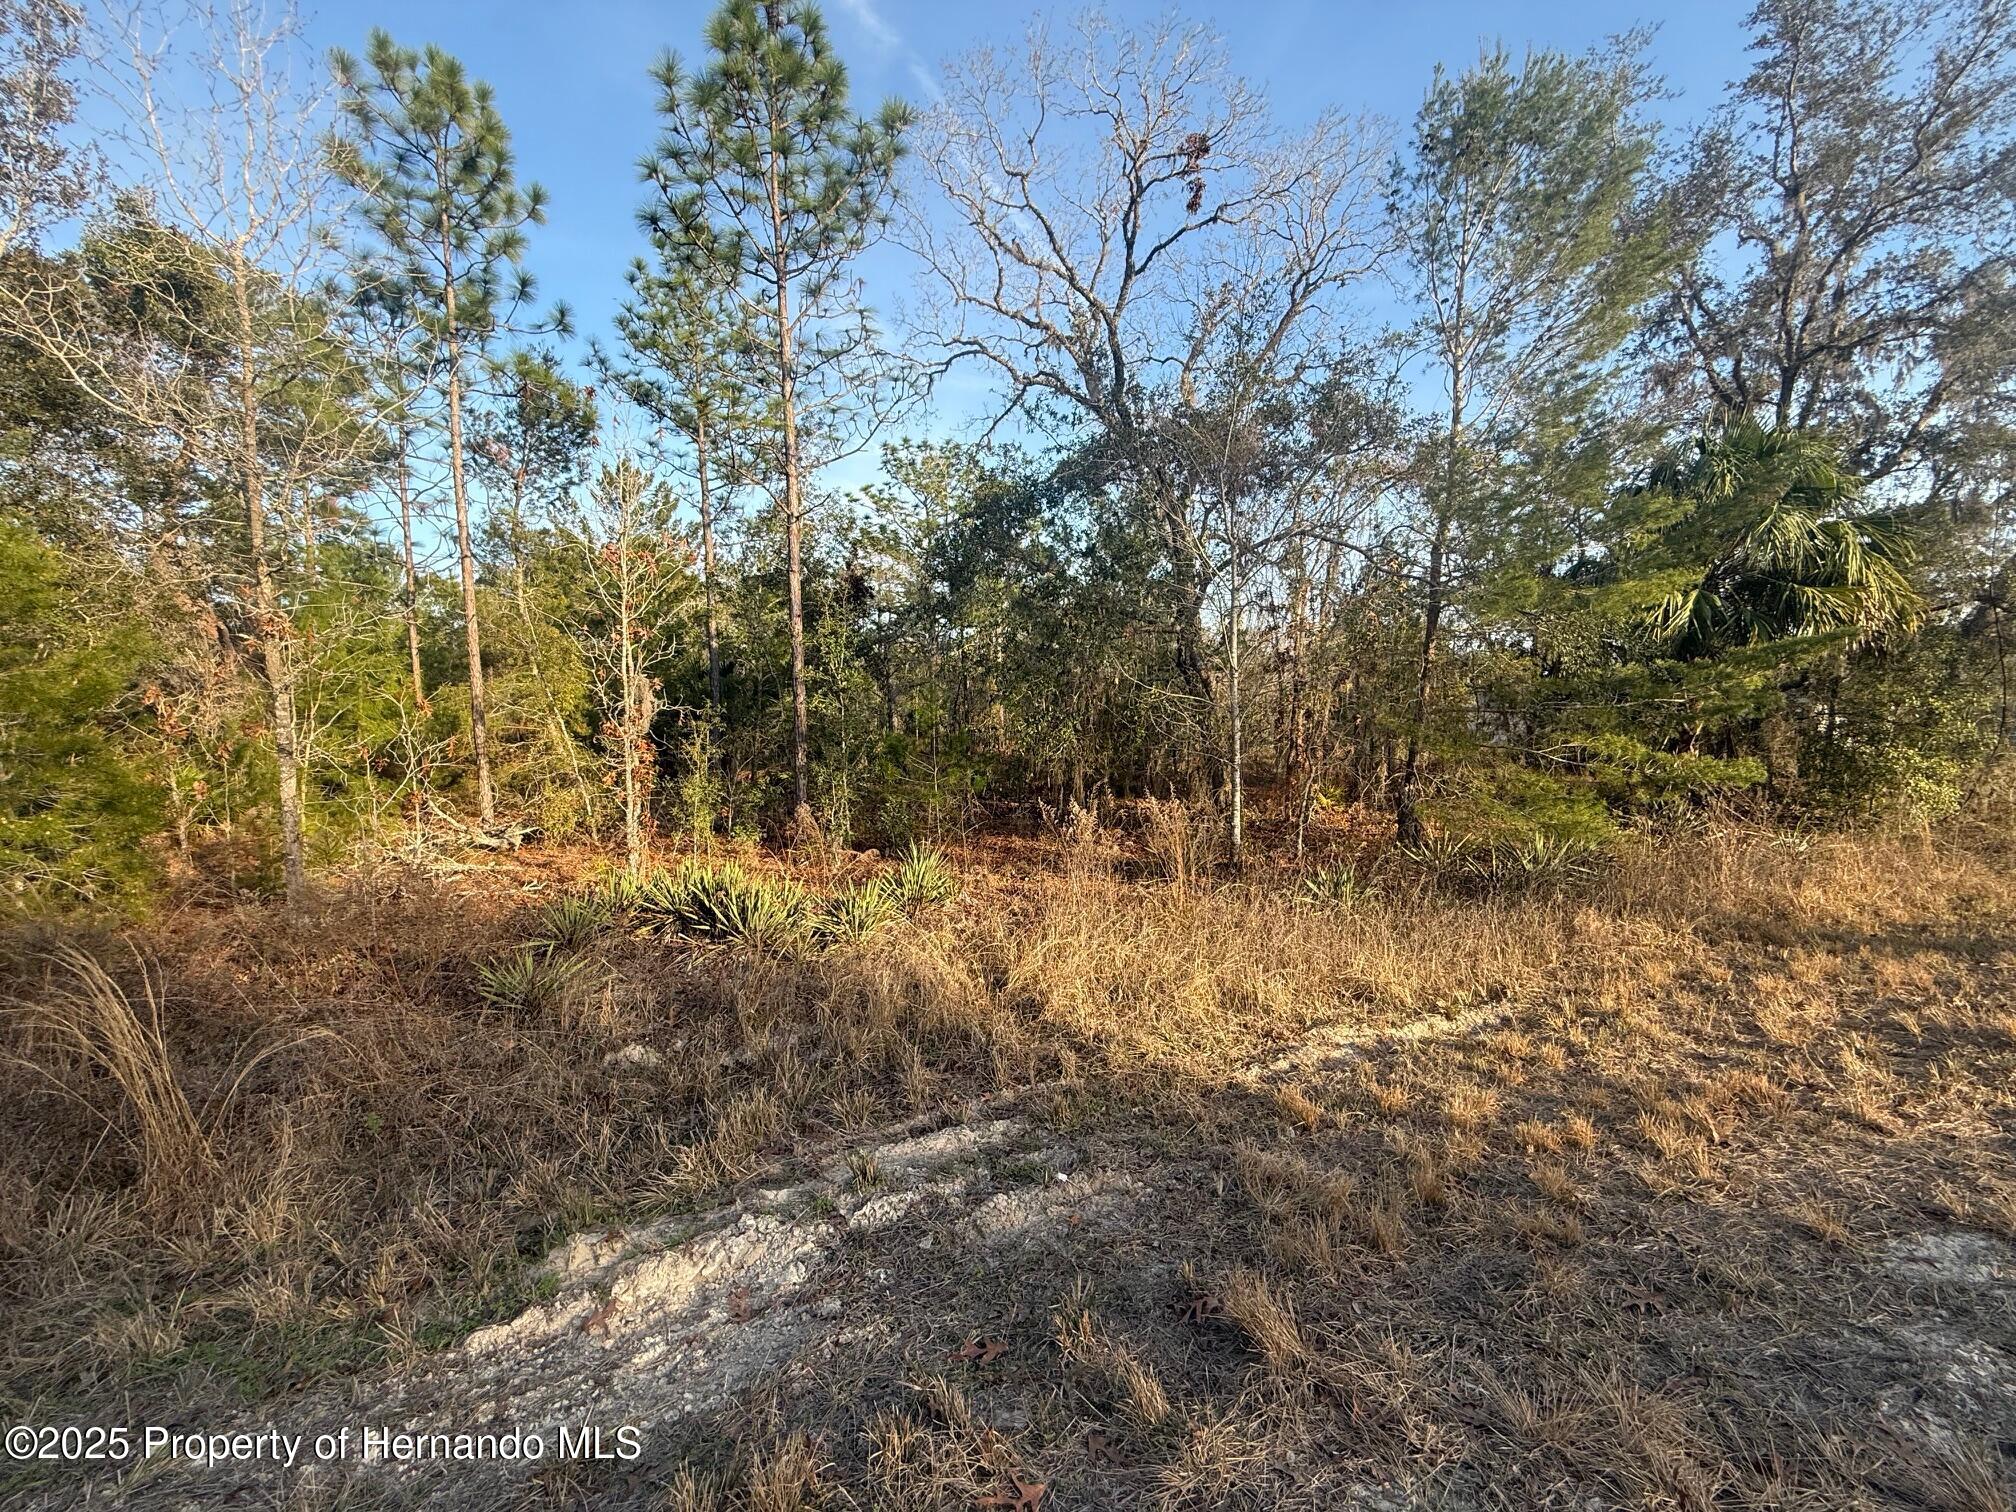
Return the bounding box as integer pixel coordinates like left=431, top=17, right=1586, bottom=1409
left=1225, top=486, right=1245, bottom=870
left=620, top=569, right=646, bottom=878
left=1995, top=605, right=2011, bottom=746
left=394, top=424, right=427, bottom=710
left=1284, top=554, right=1311, bottom=859
left=441, top=212, right=496, bottom=824
left=234, top=274, right=306, bottom=905
left=696, top=409, right=722, bottom=718
left=1399, top=353, right=1465, bottom=847
left=764, top=152, right=810, bottom=822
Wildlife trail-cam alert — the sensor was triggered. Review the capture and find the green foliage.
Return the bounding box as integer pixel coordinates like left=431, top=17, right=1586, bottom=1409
left=474, top=947, right=592, bottom=1016
left=1795, top=633, right=1999, bottom=822
left=671, top=718, right=725, bottom=849
left=1300, top=863, right=1372, bottom=909
left=813, top=880, right=899, bottom=944
left=640, top=1, right=912, bottom=296
left=1633, top=422, right=1921, bottom=658
left=1493, top=833, right=1603, bottom=889
left=0, top=522, right=162, bottom=911
left=1397, top=831, right=1480, bottom=880
left=886, top=843, right=957, bottom=911
left=1399, top=826, right=1607, bottom=895
left=528, top=891, right=615, bottom=952
left=331, top=31, right=553, bottom=348
left=1427, top=763, right=1620, bottom=850
left=631, top=859, right=812, bottom=948
left=1570, top=733, right=1767, bottom=813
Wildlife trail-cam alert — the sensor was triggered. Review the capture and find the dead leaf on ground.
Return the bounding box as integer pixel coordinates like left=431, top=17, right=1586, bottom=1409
left=950, top=1335, right=1008, bottom=1365
left=976, top=1473, right=1048, bottom=1510
left=1085, top=1429, right=1123, bottom=1467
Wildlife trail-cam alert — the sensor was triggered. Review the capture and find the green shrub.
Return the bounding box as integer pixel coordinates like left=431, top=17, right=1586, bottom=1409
left=632, top=860, right=812, bottom=948
left=0, top=522, right=162, bottom=913
left=887, top=843, right=958, bottom=910
left=815, top=880, right=900, bottom=944
left=1397, top=832, right=1479, bottom=880
left=1492, top=833, right=1603, bottom=889
left=528, top=891, right=614, bottom=951
left=475, top=947, right=592, bottom=1015
left=1299, top=863, right=1371, bottom=908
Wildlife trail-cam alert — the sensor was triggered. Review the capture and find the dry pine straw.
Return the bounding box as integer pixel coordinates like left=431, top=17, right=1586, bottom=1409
left=1, top=818, right=2014, bottom=1508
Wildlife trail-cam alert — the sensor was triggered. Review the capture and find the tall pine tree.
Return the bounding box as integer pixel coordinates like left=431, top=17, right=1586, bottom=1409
left=639, top=0, right=909, bottom=821
left=331, top=33, right=560, bottom=825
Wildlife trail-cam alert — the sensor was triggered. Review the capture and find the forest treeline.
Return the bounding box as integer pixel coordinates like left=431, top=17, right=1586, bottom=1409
left=1, top=0, right=2013, bottom=909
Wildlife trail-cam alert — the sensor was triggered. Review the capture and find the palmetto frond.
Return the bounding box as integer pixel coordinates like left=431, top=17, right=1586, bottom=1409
left=1641, top=420, right=1920, bottom=657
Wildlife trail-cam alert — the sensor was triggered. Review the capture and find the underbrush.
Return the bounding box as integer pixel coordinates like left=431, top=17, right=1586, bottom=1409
left=1, top=814, right=2011, bottom=1446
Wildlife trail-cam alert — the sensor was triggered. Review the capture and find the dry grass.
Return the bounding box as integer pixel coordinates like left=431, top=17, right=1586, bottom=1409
left=3, top=814, right=2014, bottom=1507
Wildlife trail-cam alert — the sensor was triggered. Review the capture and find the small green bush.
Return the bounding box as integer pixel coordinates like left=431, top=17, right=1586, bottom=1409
left=632, top=860, right=812, bottom=948
left=528, top=891, right=614, bottom=951
left=887, top=843, right=958, bottom=911
left=475, top=947, right=592, bottom=1016
left=1300, top=863, right=1371, bottom=908
left=815, top=880, right=900, bottom=944
left=1492, top=833, right=1603, bottom=889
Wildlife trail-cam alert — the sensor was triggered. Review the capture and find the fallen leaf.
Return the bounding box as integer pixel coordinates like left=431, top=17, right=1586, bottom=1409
left=1086, top=1429, right=1123, bottom=1467
left=951, top=1335, right=1008, bottom=1365
left=581, top=1298, right=618, bottom=1336
left=976, top=1473, right=1048, bottom=1510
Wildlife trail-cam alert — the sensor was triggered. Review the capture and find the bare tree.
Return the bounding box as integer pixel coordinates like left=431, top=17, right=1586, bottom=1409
left=908, top=9, right=1389, bottom=800
left=0, top=0, right=371, bottom=905
left=558, top=453, right=689, bottom=879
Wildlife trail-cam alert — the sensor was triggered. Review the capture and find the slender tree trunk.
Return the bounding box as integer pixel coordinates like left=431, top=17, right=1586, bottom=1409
left=1995, top=604, right=2011, bottom=746
left=234, top=277, right=306, bottom=905
left=302, top=495, right=318, bottom=588
left=764, top=162, right=810, bottom=821
left=1225, top=486, right=1244, bottom=870
left=441, top=211, right=496, bottom=824
left=506, top=464, right=598, bottom=834
left=1399, top=350, right=1465, bottom=847
left=1285, top=553, right=1311, bottom=859
left=696, top=409, right=722, bottom=718
left=394, top=424, right=427, bottom=710
left=1398, top=511, right=1451, bottom=846
left=620, top=559, right=645, bottom=878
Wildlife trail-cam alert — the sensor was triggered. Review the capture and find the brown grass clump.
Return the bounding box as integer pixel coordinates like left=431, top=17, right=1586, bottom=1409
left=1216, top=1267, right=1305, bottom=1371
left=3, top=945, right=323, bottom=1225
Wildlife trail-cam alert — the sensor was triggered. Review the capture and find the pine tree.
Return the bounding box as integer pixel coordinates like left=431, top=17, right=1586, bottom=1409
left=345, top=269, right=436, bottom=713
left=639, top=0, right=909, bottom=823
left=600, top=257, right=748, bottom=722
left=331, top=32, right=561, bottom=825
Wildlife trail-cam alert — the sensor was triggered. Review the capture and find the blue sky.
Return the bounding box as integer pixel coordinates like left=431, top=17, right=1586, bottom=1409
left=292, top=0, right=1758, bottom=458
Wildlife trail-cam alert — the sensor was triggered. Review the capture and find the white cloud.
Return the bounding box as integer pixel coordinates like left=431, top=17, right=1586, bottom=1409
left=833, top=0, right=944, bottom=105
left=833, top=0, right=900, bottom=53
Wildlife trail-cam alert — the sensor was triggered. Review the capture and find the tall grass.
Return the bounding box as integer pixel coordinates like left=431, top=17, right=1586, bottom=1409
left=5, top=945, right=212, bottom=1200
left=4, top=945, right=325, bottom=1219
